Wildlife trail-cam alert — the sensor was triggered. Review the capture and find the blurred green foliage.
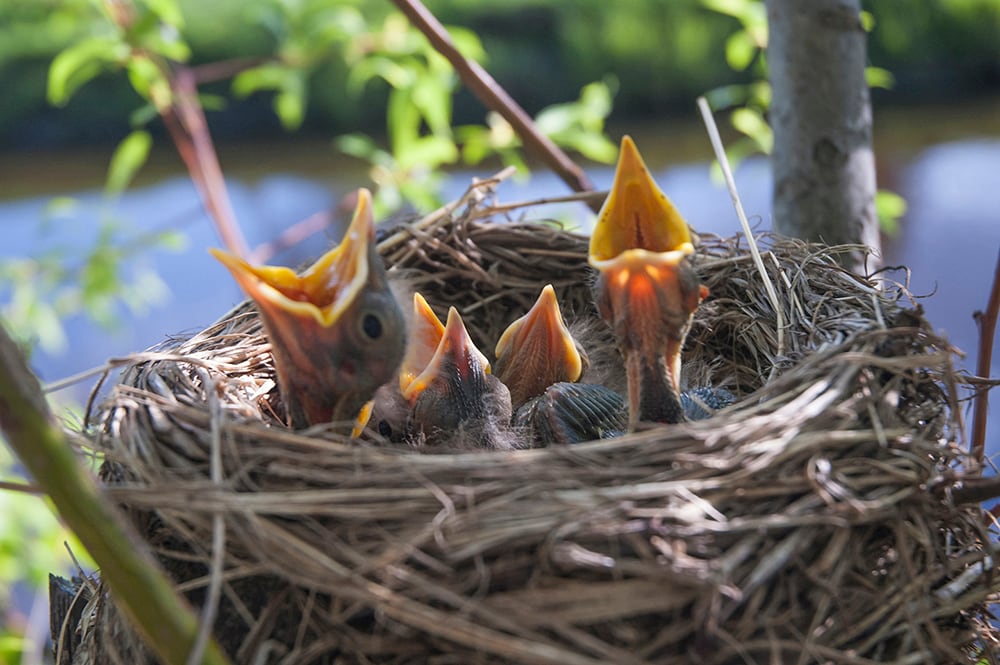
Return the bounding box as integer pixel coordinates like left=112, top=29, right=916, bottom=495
left=32, top=0, right=618, bottom=214
left=2, top=0, right=999, bottom=147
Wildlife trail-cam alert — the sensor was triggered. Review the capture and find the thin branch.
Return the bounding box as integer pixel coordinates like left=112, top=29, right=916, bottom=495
left=168, top=68, right=249, bottom=257
left=102, top=3, right=249, bottom=258
left=0, top=322, right=232, bottom=665
left=390, top=0, right=600, bottom=213
left=952, top=475, right=1000, bottom=506
left=972, top=246, right=1000, bottom=462
left=0, top=479, right=43, bottom=494
left=190, top=56, right=270, bottom=85
left=249, top=210, right=334, bottom=264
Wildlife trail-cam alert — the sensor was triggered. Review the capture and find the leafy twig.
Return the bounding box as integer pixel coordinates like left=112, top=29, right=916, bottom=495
left=972, top=247, right=1000, bottom=463
left=391, top=0, right=600, bottom=213
left=0, top=322, right=232, bottom=665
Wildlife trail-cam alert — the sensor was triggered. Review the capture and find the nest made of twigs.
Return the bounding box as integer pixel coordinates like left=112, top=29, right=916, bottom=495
left=63, top=175, right=998, bottom=664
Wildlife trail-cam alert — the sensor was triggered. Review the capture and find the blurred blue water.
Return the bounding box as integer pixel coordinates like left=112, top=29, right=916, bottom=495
left=1, top=141, right=997, bottom=458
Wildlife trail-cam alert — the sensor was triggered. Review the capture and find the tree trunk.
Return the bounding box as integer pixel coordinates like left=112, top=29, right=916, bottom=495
left=765, top=0, right=880, bottom=275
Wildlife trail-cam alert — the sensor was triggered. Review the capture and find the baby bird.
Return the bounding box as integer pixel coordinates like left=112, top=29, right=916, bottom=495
left=588, top=136, right=711, bottom=430
left=211, top=188, right=406, bottom=430
left=373, top=294, right=518, bottom=450
left=495, top=284, right=627, bottom=445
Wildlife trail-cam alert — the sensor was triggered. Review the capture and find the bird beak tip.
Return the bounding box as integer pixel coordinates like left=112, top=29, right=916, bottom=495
left=589, top=137, right=692, bottom=264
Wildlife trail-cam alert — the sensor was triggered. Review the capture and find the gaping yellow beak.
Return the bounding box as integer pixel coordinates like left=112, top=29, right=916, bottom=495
left=398, top=292, right=447, bottom=394
left=494, top=284, right=586, bottom=407
left=402, top=306, right=491, bottom=405
left=211, top=189, right=375, bottom=329
left=587, top=137, right=707, bottom=428
left=589, top=135, right=693, bottom=263
left=211, top=188, right=406, bottom=430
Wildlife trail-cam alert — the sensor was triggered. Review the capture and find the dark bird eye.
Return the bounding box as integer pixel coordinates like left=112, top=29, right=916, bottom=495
left=361, top=312, right=383, bottom=339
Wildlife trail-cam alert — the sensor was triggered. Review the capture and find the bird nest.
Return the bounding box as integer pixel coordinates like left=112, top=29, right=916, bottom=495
left=64, top=175, right=998, bottom=664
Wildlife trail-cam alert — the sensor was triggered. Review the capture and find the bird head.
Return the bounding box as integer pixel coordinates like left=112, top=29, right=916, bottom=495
left=211, top=188, right=406, bottom=430
left=588, top=136, right=708, bottom=427
left=402, top=306, right=514, bottom=449
left=494, top=284, right=587, bottom=408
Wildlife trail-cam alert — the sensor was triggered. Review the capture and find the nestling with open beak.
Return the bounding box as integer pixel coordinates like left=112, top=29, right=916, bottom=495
left=211, top=188, right=406, bottom=430
left=589, top=135, right=711, bottom=430
left=494, top=284, right=627, bottom=445
left=402, top=305, right=518, bottom=450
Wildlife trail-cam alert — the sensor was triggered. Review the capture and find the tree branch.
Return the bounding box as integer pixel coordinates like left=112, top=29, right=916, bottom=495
left=951, top=474, right=1000, bottom=506
left=166, top=68, right=249, bottom=257
left=390, top=0, right=600, bottom=213
left=0, top=323, right=232, bottom=665
left=972, top=246, right=1000, bottom=462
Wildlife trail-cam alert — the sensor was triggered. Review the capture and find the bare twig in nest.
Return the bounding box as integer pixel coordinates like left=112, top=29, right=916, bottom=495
left=972, top=246, right=1000, bottom=461
left=697, top=96, right=785, bottom=361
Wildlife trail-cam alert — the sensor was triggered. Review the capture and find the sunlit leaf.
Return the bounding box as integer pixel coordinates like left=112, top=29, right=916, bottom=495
left=411, top=75, right=453, bottom=137
left=876, top=189, right=907, bottom=236
left=725, top=31, right=757, bottom=71
left=560, top=133, right=618, bottom=163
left=731, top=107, right=773, bottom=153
left=579, top=81, right=614, bottom=121
left=154, top=229, right=188, bottom=252
left=396, top=135, right=458, bottom=171
left=142, top=0, right=185, bottom=28
left=336, top=132, right=380, bottom=161
left=275, top=73, right=307, bottom=130
left=345, top=55, right=415, bottom=95
left=126, top=57, right=171, bottom=109
left=232, top=63, right=291, bottom=97
left=105, top=130, right=152, bottom=197
left=860, top=10, right=875, bottom=32
left=387, top=88, right=422, bottom=156
left=865, top=66, right=895, bottom=90
left=47, top=36, right=126, bottom=106
left=534, top=105, right=576, bottom=135
left=449, top=26, right=487, bottom=63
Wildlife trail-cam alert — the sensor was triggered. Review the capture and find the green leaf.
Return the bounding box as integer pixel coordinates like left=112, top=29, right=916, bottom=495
left=396, top=135, right=458, bottom=171
left=232, top=63, right=290, bottom=97
left=875, top=189, right=907, bottom=236
left=126, top=57, right=171, bottom=109
left=47, top=36, right=126, bottom=106
left=387, top=87, right=422, bottom=156
left=561, top=133, right=618, bottom=163
left=154, top=230, right=188, bottom=252
left=731, top=107, right=773, bottom=153
left=449, top=26, right=487, bottom=63
left=860, top=10, right=875, bottom=32
left=865, top=66, right=895, bottom=90
left=725, top=31, right=757, bottom=71
left=142, top=0, right=184, bottom=28
left=275, top=85, right=306, bottom=130
left=411, top=75, right=454, bottom=137
left=579, top=81, right=614, bottom=121
left=105, top=130, right=152, bottom=198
